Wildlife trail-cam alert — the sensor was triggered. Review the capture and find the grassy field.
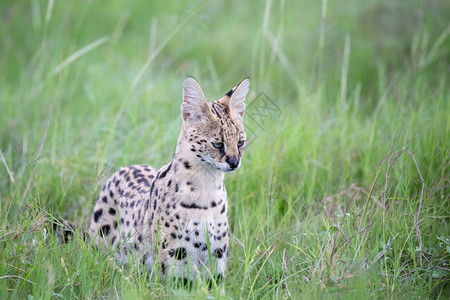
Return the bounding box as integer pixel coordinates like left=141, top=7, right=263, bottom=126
left=1, top=0, right=449, bottom=298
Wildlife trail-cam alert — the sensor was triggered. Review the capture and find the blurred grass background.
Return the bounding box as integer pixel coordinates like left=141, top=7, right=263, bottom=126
left=0, top=0, right=449, bottom=298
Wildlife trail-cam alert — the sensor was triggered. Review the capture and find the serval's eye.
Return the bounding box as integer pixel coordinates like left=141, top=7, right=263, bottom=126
left=237, top=140, right=245, bottom=147
left=212, top=142, right=224, bottom=149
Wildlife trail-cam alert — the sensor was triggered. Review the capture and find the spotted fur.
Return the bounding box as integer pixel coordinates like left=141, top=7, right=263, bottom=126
left=89, top=77, right=249, bottom=281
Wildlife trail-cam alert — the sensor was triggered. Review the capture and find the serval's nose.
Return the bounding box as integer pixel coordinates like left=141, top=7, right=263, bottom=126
left=226, top=156, right=240, bottom=169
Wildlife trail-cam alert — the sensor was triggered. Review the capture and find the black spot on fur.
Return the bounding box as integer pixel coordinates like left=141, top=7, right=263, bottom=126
left=211, top=200, right=217, bottom=207
left=61, top=229, right=73, bottom=243
left=180, top=202, right=208, bottom=210
left=109, top=191, right=114, bottom=198
left=214, top=248, right=224, bottom=259
left=172, top=278, right=190, bottom=288
left=167, top=180, right=172, bottom=187
left=218, top=145, right=226, bottom=158
left=133, top=169, right=141, bottom=177
left=149, top=172, right=160, bottom=205
left=171, top=232, right=177, bottom=239
left=102, top=196, right=108, bottom=203
left=93, top=209, right=103, bottom=223
left=159, top=162, right=172, bottom=179
left=220, top=204, right=226, bottom=214
left=175, top=184, right=179, bottom=192
left=184, top=161, right=191, bottom=169
left=142, top=254, right=148, bottom=264
left=169, top=247, right=187, bottom=260
left=193, top=242, right=201, bottom=248
left=207, top=274, right=223, bottom=289
left=165, top=222, right=170, bottom=228
left=225, top=88, right=234, bottom=97
left=100, top=224, right=111, bottom=237
left=108, top=207, right=116, bottom=215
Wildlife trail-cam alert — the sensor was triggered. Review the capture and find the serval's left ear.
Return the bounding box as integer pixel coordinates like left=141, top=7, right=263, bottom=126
left=220, top=78, right=250, bottom=119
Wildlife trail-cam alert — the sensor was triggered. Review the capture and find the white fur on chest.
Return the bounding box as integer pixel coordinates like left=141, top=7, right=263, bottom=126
left=159, top=169, right=229, bottom=279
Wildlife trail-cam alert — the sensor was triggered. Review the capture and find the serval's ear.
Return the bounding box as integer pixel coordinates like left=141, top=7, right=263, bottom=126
left=181, top=77, right=213, bottom=123
left=220, top=78, right=250, bottom=119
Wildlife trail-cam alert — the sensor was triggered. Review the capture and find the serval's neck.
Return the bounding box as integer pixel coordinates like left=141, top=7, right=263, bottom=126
left=171, top=129, right=224, bottom=189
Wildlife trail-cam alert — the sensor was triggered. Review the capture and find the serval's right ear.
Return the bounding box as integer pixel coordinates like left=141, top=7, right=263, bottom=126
left=181, top=77, right=213, bottom=123
left=228, top=78, right=249, bottom=119
left=219, top=78, right=250, bottom=120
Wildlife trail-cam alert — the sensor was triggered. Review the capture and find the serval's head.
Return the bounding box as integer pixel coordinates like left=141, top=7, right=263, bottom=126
left=181, top=77, right=249, bottom=173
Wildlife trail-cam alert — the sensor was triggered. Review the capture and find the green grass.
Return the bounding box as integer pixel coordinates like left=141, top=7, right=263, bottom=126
left=1, top=0, right=449, bottom=298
